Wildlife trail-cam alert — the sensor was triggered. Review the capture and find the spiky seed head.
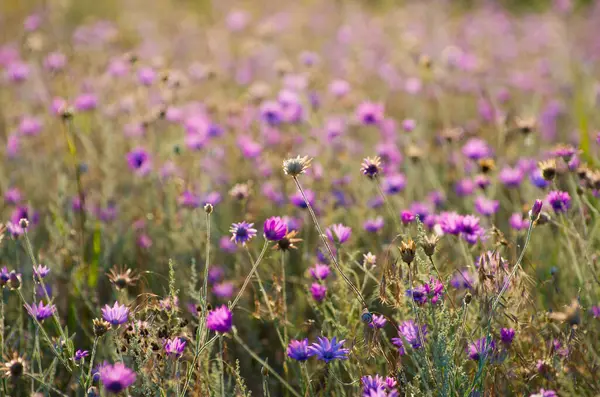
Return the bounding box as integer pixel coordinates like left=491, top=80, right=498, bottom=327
left=421, top=234, right=440, bottom=257
left=399, top=239, right=417, bottom=265
left=478, top=158, right=496, bottom=174
left=283, top=156, right=312, bottom=177
left=360, top=156, right=382, bottom=178
left=93, top=318, right=111, bottom=337
left=538, top=159, right=557, bottom=181
left=204, top=203, right=213, bottom=214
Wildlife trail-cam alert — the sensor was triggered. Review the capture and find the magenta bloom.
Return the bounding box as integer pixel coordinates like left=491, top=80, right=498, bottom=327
left=500, top=328, right=515, bottom=345
left=309, top=264, right=331, bottom=280
left=467, top=337, right=496, bottom=361
left=326, top=223, right=352, bottom=244
left=263, top=217, right=287, bottom=241
left=260, top=101, right=283, bottom=126
left=382, top=174, right=406, bottom=195
left=4, top=187, right=21, bottom=204
left=206, top=305, right=233, bottom=333
left=368, top=314, right=387, bottom=329
left=509, top=213, right=528, bottom=231
left=290, top=189, right=315, bottom=209
left=499, top=167, right=524, bottom=188
left=74, top=349, right=89, bottom=363
left=137, top=67, right=156, bottom=85
left=126, top=148, right=152, bottom=176
left=25, top=301, right=56, bottom=322
left=287, top=339, right=313, bottom=361
left=474, top=196, right=499, bottom=216
left=101, top=302, right=129, bottom=326
left=229, top=221, right=257, bottom=246
left=546, top=190, right=571, bottom=213
left=364, top=217, right=384, bottom=233
left=392, top=320, right=427, bottom=355
left=165, top=337, right=187, bottom=358
left=402, top=118, right=416, bottom=132
left=462, top=138, right=491, bottom=160
left=33, top=264, right=50, bottom=280
left=459, top=215, right=485, bottom=245
left=356, top=102, right=384, bottom=125
left=44, top=51, right=67, bottom=72
left=19, top=116, right=42, bottom=136
left=99, top=362, right=136, bottom=393
left=400, top=210, right=415, bottom=225
left=74, top=93, right=98, bottom=111
left=310, top=283, right=327, bottom=302
left=213, top=282, right=234, bottom=299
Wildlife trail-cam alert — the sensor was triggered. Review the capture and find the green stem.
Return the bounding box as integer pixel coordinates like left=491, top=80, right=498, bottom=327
left=85, top=337, right=99, bottom=390
left=230, top=240, right=270, bottom=310
left=220, top=336, right=226, bottom=397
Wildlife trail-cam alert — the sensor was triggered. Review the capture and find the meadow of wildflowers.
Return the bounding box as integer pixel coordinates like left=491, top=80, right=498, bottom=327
left=1, top=0, right=600, bottom=395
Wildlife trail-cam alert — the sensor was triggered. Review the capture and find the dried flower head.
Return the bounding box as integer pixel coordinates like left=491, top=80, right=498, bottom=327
left=282, top=156, right=312, bottom=177
left=399, top=239, right=417, bottom=265
left=360, top=156, right=382, bottom=178
left=229, top=183, right=251, bottom=201
left=515, top=116, right=536, bottom=134
left=273, top=230, right=302, bottom=251
left=421, top=234, right=440, bottom=257
left=2, top=353, right=26, bottom=378
left=93, top=318, right=112, bottom=337
left=107, top=266, right=139, bottom=290
left=538, top=159, right=557, bottom=181
left=478, top=158, right=496, bottom=174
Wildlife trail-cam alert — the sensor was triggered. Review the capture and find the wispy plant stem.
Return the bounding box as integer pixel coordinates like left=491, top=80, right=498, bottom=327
left=230, top=240, right=270, bottom=310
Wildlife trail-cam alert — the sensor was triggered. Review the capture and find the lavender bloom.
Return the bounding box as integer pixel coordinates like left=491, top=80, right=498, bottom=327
left=310, top=283, right=327, bottom=302
left=467, top=338, right=496, bottom=361
left=438, top=212, right=463, bottom=235
left=382, top=174, right=406, bottom=195
left=460, top=215, right=485, bottom=244
left=206, top=305, right=233, bottom=333
left=462, top=138, right=491, bottom=160
left=368, top=314, right=387, bottom=329
left=591, top=306, right=600, bottom=318
left=474, top=196, right=499, bottom=216
left=99, top=363, right=136, bottom=393
left=5, top=61, right=30, bottom=82
left=500, top=328, right=515, bottom=345
left=308, top=336, right=349, bottom=363
left=400, top=210, right=415, bottom=225
left=263, top=217, right=287, bottom=241
left=450, top=269, right=474, bottom=289
left=455, top=179, right=475, bottom=197
left=208, top=267, right=225, bottom=283
left=509, top=213, right=528, bottom=231
left=402, top=118, right=416, bottom=132
left=178, top=191, right=200, bottom=208
left=0, top=267, right=10, bottom=287
left=24, top=301, right=56, bottom=322
left=546, top=190, right=571, bottom=213
left=309, top=264, right=331, bottom=280
left=19, top=116, right=42, bottom=136
left=44, top=51, right=67, bottom=72
left=356, top=102, right=384, bottom=125
left=74, top=93, right=98, bottom=111
left=4, top=187, right=21, bottom=204
left=229, top=221, right=257, bottom=246
left=101, top=302, right=129, bottom=326
left=260, top=101, right=283, bottom=125
left=326, top=223, right=352, bottom=244
left=392, top=320, right=427, bottom=355
left=137, top=67, right=156, bottom=85
left=287, top=339, right=313, bottom=361
left=126, top=148, right=152, bottom=176
left=219, top=237, right=237, bottom=253
left=529, top=389, right=558, bottom=397
left=407, top=278, right=443, bottom=305
left=74, top=350, right=89, bottom=363
left=499, top=167, right=524, bottom=188
left=212, top=282, right=234, bottom=299
left=530, top=199, right=544, bottom=220
left=164, top=337, right=186, bottom=358
left=33, top=265, right=50, bottom=281
left=290, top=189, right=314, bottom=209
left=362, top=375, right=386, bottom=394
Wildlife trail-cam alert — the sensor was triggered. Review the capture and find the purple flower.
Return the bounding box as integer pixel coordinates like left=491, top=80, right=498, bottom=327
left=99, top=362, right=136, bottom=393
left=74, top=93, right=98, bottom=111
left=382, top=174, right=406, bottom=195
left=407, top=278, right=443, bottom=305
left=208, top=267, right=225, bottom=283
left=368, top=314, right=387, bottom=329
left=308, top=336, right=349, bottom=363
left=546, top=190, right=570, bottom=214
left=137, top=67, right=156, bottom=86
left=101, top=302, right=129, bottom=326
left=4, top=187, right=21, bottom=204
left=310, top=283, right=327, bottom=302
left=309, top=264, right=331, bottom=280
left=364, top=217, right=384, bottom=233
left=178, top=191, right=200, bottom=208
left=400, top=210, right=415, bottom=225
left=362, top=375, right=386, bottom=393
left=591, top=306, right=600, bottom=318
left=263, top=217, right=287, bottom=241
left=212, top=282, right=234, bottom=299
left=474, top=175, right=490, bottom=190
left=229, top=221, right=257, bottom=246
left=529, top=389, right=558, bottom=397
left=329, top=79, right=350, bottom=97
left=509, top=213, right=528, bottom=231
left=206, top=305, right=233, bottom=333
left=499, top=167, right=524, bottom=188
left=165, top=337, right=187, bottom=358
left=467, top=337, right=496, bottom=361
left=455, top=179, right=475, bottom=197
left=0, top=267, right=10, bottom=287
left=260, top=101, right=283, bottom=126
left=326, top=223, right=352, bottom=244
left=290, top=189, right=314, bottom=209
left=530, top=199, right=544, bottom=220
left=219, top=237, right=237, bottom=253
left=126, top=148, right=152, bottom=176
left=11, top=205, right=38, bottom=226
left=392, top=320, right=427, bottom=355
left=5, top=61, right=30, bottom=83
left=287, top=339, right=313, bottom=361
left=402, top=118, right=416, bottom=132
left=356, top=102, right=384, bottom=125
left=474, top=196, right=499, bottom=216
left=33, top=264, right=50, bottom=281
left=460, top=215, right=485, bottom=244
left=462, top=138, right=491, bottom=160
left=450, top=269, right=474, bottom=289
left=500, top=328, right=515, bottom=345
left=24, top=301, right=56, bottom=322
left=438, top=212, right=463, bottom=235
left=19, top=116, right=42, bottom=136
left=44, top=51, right=67, bottom=72
left=74, top=350, right=89, bottom=363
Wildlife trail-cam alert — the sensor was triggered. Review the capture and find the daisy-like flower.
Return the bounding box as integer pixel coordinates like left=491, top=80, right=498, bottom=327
left=2, top=353, right=26, bottom=378
left=24, top=301, right=56, bottom=322
left=107, top=266, right=139, bottom=290
left=263, top=216, right=287, bottom=241
left=101, top=302, right=129, bottom=326
left=229, top=221, right=257, bottom=246
left=99, top=362, right=137, bottom=393
left=467, top=337, right=496, bottom=361
left=287, top=339, right=313, bottom=361
left=363, top=252, right=377, bottom=267
left=392, top=320, right=427, bottom=355
left=206, top=305, right=233, bottom=333
left=273, top=230, right=302, bottom=251
left=325, top=223, right=352, bottom=244
left=361, top=156, right=383, bottom=178
left=546, top=190, right=571, bottom=214
left=283, top=156, right=312, bottom=177
left=33, top=264, right=50, bottom=281
left=308, top=336, right=350, bottom=363
left=164, top=337, right=187, bottom=358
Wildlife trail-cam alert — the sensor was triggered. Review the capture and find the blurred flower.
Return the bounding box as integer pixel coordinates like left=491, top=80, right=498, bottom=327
left=382, top=174, right=406, bottom=195
left=74, top=350, right=89, bottom=364
left=74, top=93, right=98, bottom=111
left=364, top=217, right=384, bottom=233
left=368, top=314, right=387, bottom=329
left=529, top=170, right=550, bottom=189
left=474, top=196, right=499, bottom=216
left=309, top=264, right=330, bottom=280
left=326, top=223, right=352, bottom=244
left=450, top=269, right=474, bottom=289
left=206, top=305, right=233, bottom=333
left=400, top=210, right=415, bottom=225
left=126, top=148, right=152, bottom=176
left=208, top=267, right=225, bottom=283
left=509, top=213, right=528, bottom=231
left=467, top=338, right=496, bottom=361
left=361, top=157, right=383, bottom=179
left=2, top=353, right=26, bottom=378
left=356, top=102, right=384, bottom=125
left=4, top=188, right=21, bottom=204
left=5, top=61, right=30, bottom=83
left=546, top=191, right=570, bottom=214
left=392, top=320, right=427, bottom=355
left=25, top=301, right=56, bottom=322
left=101, top=302, right=129, bottom=326
left=500, top=328, right=515, bottom=346
left=137, top=67, right=156, bottom=85
left=99, top=363, right=136, bottom=393
left=455, top=179, right=475, bottom=197
left=308, top=337, right=349, bottom=363
left=213, top=282, right=234, bottom=299
left=462, top=138, right=491, bottom=160
left=310, top=283, right=327, bottom=302
left=18, top=116, right=42, bottom=136
left=33, top=264, right=50, bottom=281
left=290, top=189, right=314, bottom=208
left=44, top=51, right=67, bottom=72
left=529, top=389, right=557, bottom=397
left=499, top=167, right=524, bottom=188
left=229, top=221, right=257, bottom=246
left=287, top=339, right=313, bottom=361
left=164, top=337, right=186, bottom=358
left=402, top=118, right=416, bottom=132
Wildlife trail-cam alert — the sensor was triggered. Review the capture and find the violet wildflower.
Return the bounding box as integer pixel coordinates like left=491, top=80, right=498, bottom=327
left=362, top=375, right=386, bottom=394
left=499, top=167, right=524, bottom=188
left=260, top=101, right=283, bottom=126
left=290, top=189, right=314, bottom=208
left=4, top=187, right=21, bottom=204
left=208, top=267, right=225, bottom=283
left=99, top=363, right=136, bottom=393
left=0, top=267, right=10, bottom=287
left=219, top=237, right=237, bottom=253
left=206, top=305, right=233, bottom=333
left=309, top=264, right=330, bottom=280
left=212, top=282, right=234, bottom=299
left=400, top=210, right=415, bottom=225
left=460, top=215, right=485, bottom=244
left=529, top=389, right=558, bottom=397
left=33, top=264, right=50, bottom=281
left=18, top=116, right=42, bottom=136
left=402, top=118, right=416, bottom=132
left=364, top=217, right=384, bottom=233
left=546, top=191, right=570, bottom=214
left=591, top=306, right=600, bottom=318
left=263, top=216, right=287, bottom=241
left=530, top=199, right=544, bottom=220
left=101, top=302, right=129, bottom=326
left=287, top=339, right=313, bottom=361
left=474, top=174, right=490, bottom=190
left=229, top=221, right=257, bottom=246
left=310, top=283, right=327, bottom=302
left=126, top=148, right=152, bottom=176
left=450, top=269, right=474, bottom=289
left=308, top=336, right=349, bottom=363
left=74, top=93, right=98, bottom=111
left=474, top=196, right=499, bottom=216
left=164, top=337, right=186, bottom=358
left=361, top=156, right=383, bottom=178
left=368, top=314, right=387, bottom=329
left=392, top=320, right=427, bottom=355
left=74, top=350, right=89, bottom=364
left=24, top=301, right=56, bottom=322
left=455, top=179, right=475, bottom=197
left=356, top=102, right=384, bottom=125
left=530, top=170, right=550, bottom=189
left=462, top=138, right=491, bottom=160
left=44, top=51, right=67, bottom=72
left=438, top=212, right=463, bottom=235
left=509, top=213, right=528, bottom=231
left=326, top=223, right=352, bottom=244
left=178, top=191, right=200, bottom=208
left=382, top=174, right=406, bottom=195
left=467, top=337, right=496, bottom=361
left=137, top=67, right=156, bottom=86
left=500, top=328, right=515, bottom=346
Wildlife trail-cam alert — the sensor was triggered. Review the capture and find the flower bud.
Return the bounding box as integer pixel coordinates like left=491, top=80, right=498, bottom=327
left=8, top=271, right=21, bottom=290
left=93, top=318, right=111, bottom=337
left=18, top=218, right=29, bottom=229
left=399, top=239, right=417, bottom=265
left=529, top=199, right=543, bottom=221
left=204, top=203, right=213, bottom=214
